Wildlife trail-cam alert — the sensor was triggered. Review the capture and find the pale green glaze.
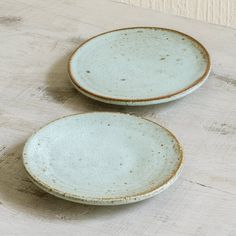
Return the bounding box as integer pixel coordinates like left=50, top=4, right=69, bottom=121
left=23, top=113, right=183, bottom=205
left=69, top=27, right=210, bottom=106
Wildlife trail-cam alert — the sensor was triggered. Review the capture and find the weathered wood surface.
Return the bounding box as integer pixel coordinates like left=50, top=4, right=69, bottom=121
left=0, top=0, right=235, bottom=235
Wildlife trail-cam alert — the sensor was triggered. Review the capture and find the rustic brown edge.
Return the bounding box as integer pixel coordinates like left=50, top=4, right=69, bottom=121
left=22, top=112, right=184, bottom=205
left=68, top=26, right=211, bottom=103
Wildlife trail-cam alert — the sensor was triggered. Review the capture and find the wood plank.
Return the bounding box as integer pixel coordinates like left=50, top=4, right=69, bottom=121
left=0, top=0, right=235, bottom=235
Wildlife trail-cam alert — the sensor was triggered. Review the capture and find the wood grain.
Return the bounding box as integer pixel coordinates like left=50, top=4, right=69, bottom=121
left=0, top=0, right=235, bottom=235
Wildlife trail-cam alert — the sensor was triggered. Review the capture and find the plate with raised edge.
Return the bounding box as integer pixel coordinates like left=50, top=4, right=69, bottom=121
left=69, top=27, right=211, bottom=106
left=23, top=112, right=183, bottom=205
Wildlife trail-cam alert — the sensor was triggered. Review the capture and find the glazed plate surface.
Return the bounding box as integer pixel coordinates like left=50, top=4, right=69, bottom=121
left=23, top=113, right=183, bottom=205
left=69, top=27, right=211, bottom=106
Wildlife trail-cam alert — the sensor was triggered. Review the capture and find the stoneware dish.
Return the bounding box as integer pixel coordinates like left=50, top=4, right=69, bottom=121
left=23, top=112, right=183, bottom=205
left=69, top=27, right=211, bottom=106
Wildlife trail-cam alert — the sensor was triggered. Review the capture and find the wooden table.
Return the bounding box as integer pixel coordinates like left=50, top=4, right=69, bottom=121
left=0, top=0, right=235, bottom=235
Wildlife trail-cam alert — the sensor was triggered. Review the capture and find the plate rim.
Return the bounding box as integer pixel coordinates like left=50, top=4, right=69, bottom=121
left=22, top=112, right=184, bottom=205
left=68, top=26, right=211, bottom=104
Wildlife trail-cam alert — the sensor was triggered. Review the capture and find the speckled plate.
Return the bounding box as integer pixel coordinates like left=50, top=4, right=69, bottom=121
left=23, top=112, right=183, bottom=205
left=69, top=27, right=211, bottom=106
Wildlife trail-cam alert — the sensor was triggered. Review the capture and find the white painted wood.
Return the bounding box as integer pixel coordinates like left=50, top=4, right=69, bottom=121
left=117, top=0, right=236, bottom=28
left=0, top=0, right=236, bottom=235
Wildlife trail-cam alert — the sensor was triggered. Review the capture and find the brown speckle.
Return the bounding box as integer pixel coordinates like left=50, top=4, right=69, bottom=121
left=124, top=182, right=127, bottom=185
left=160, top=57, right=165, bottom=60
left=107, top=124, right=110, bottom=126
left=129, top=170, right=133, bottom=173
left=86, top=70, right=90, bottom=73
left=120, top=163, right=123, bottom=166
left=120, top=79, right=126, bottom=81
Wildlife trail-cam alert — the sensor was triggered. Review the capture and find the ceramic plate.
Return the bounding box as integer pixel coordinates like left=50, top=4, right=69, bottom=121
left=23, top=112, right=183, bottom=205
left=69, top=27, right=211, bottom=106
